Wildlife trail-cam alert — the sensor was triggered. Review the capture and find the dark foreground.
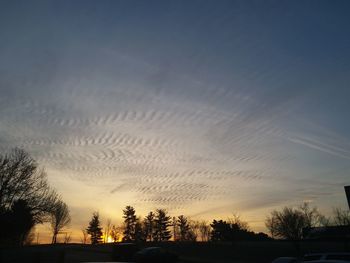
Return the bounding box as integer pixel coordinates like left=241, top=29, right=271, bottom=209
left=0, top=240, right=349, bottom=263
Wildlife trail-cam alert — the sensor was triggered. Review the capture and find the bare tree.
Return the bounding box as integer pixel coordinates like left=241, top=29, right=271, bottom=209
left=299, top=202, right=327, bottom=228
left=0, top=149, right=62, bottom=246
left=81, top=229, right=88, bottom=244
left=198, top=221, right=211, bottom=241
left=332, top=207, right=350, bottom=226
left=103, top=218, right=112, bottom=243
left=63, top=232, right=71, bottom=244
left=265, top=216, right=277, bottom=239
left=266, top=203, right=330, bottom=241
left=228, top=213, right=250, bottom=231
left=265, top=207, right=306, bottom=240
left=0, top=148, right=59, bottom=223
left=110, top=224, right=121, bottom=242
left=189, top=220, right=200, bottom=241
left=50, top=199, right=71, bottom=244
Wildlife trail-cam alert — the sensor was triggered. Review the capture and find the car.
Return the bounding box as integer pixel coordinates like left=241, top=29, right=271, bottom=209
left=271, top=257, right=299, bottom=263
left=133, top=247, right=178, bottom=263
left=302, top=253, right=350, bottom=262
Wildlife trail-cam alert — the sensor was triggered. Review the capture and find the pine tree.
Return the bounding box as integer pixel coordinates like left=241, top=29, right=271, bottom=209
left=134, top=218, right=146, bottom=242
left=86, top=212, right=103, bottom=244
left=143, top=211, right=155, bottom=241
left=122, top=206, right=137, bottom=241
left=177, top=215, right=191, bottom=241
left=154, top=209, right=172, bottom=241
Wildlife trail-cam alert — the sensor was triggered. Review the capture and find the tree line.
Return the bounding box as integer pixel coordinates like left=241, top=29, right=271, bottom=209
left=85, top=205, right=271, bottom=244
left=265, top=202, right=350, bottom=240
left=84, top=202, right=350, bottom=245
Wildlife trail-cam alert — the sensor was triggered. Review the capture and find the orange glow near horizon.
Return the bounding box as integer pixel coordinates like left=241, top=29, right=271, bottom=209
left=102, top=234, right=118, bottom=243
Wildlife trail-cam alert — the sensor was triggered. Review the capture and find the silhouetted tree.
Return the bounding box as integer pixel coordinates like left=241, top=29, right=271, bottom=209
left=143, top=211, right=155, bottom=241
left=1, top=199, right=35, bottom=246
left=135, top=217, right=146, bottom=242
left=266, top=203, right=328, bottom=240
left=299, top=202, right=326, bottom=228
left=154, top=209, right=172, bottom=241
left=0, top=149, right=59, bottom=223
left=87, top=212, right=103, bottom=244
left=228, top=214, right=249, bottom=231
left=63, top=232, right=71, bottom=243
left=110, top=224, right=121, bottom=242
left=122, top=206, right=137, bottom=241
left=177, top=215, right=196, bottom=241
left=50, top=199, right=71, bottom=244
left=188, top=220, right=199, bottom=241
left=198, top=220, right=211, bottom=241
left=103, top=218, right=112, bottom=243
left=265, top=207, right=306, bottom=240
left=211, top=220, right=232, bottom=241
left=0, top=149, right=60, bottom=246
left=211, top=217, right=265, bottom=242
left=81, top=229, right=88, bottom=244
left=332, top=207, right=350, bottom=226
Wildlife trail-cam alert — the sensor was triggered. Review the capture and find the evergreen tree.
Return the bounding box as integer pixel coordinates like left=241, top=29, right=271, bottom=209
left=86, top=212, right=103, bottom=244
left=134, top=217, right=146, bottom=242
left=154, top=209, right=172, bottom=241
left=210, top=220, right=232, bottom=241
left=122, top=206, right=137, bottom=241
left=143, top=211, right=155, bottom=241
left=177, top=215, right=191, bottom=241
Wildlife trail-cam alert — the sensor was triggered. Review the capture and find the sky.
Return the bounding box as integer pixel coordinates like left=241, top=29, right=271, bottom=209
left=1, top=0, right=350, bottom=243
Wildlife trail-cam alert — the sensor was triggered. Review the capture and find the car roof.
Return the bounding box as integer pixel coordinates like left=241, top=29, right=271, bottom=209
left=305, top=253, right=350, bottom=256
left=302, top=261, right=350, bottom=263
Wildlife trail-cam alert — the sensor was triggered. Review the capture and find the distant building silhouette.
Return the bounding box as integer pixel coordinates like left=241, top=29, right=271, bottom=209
left=345, top=186, right=350, bottom=210
left=304, top=226, right=350, bottom=241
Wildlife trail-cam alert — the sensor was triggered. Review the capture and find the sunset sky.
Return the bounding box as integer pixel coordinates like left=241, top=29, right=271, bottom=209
left=1, top=0, right=350, bottom=242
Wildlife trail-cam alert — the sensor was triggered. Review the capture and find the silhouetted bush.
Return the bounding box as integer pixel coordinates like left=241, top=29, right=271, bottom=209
left=210, top=219, right=271, bottom=242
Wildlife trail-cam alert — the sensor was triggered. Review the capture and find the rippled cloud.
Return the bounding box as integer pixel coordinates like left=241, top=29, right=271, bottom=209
left=1, top=1, right=350, bottom=236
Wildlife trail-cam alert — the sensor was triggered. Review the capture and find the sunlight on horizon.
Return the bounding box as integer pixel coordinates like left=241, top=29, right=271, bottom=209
left=1, top=0, right=350, bottom=246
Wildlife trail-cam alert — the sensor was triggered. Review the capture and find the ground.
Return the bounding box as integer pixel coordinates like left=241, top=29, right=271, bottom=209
left=0, top=241, right=349, bottom=263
